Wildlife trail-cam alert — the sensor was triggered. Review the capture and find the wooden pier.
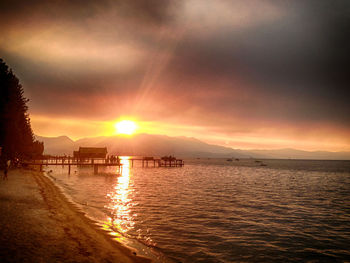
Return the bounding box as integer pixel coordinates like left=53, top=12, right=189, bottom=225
left=23, top=156, right=184, bottom=174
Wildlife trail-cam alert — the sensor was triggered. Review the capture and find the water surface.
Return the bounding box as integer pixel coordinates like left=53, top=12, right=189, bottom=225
left=46, top=158, right=350, bottom=262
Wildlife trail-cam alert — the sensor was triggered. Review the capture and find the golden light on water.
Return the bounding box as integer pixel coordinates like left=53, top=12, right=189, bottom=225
left=107, top=156, right=135, bottom=234
left=115, top=120, right=137, bottom=135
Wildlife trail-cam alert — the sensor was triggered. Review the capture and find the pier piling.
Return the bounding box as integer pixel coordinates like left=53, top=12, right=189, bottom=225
left=25, top=156, right=184, bottom=174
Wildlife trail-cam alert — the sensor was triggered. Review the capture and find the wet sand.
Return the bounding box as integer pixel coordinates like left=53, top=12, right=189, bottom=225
left=0, top=169, right=151, bottom=263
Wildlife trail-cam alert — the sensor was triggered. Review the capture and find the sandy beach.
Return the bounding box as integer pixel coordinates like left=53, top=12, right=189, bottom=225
left=0, top=168, right=151, bottom=263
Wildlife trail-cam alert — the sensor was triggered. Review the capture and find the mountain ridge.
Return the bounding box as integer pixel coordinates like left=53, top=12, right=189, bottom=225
left=35, top=134, right=350, bottom=160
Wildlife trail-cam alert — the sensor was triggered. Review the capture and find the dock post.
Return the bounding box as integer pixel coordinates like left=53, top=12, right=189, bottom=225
left=68, top=164, right=71, bottom=174
left=94, top=164, right=98, bottom=174
left=131, top=160, right=134, bottom=168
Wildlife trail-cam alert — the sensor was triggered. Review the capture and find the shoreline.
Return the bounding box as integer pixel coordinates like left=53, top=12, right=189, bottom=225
left=43, top=169, right=168, bottom=262
left=0, top=168, right=151, bottom=263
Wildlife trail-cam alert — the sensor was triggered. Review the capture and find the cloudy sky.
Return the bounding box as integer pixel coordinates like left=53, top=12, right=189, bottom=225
left=1, top=0, right=349, bottom=151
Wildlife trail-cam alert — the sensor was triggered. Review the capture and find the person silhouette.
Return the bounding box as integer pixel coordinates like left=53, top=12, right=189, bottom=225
left=3, top=166, right=8, bottom=180
left=2, top=160, right=9, bottom=180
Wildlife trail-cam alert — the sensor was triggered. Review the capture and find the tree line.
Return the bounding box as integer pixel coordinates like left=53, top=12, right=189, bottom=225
left=0, top=58, right=44, bottom=163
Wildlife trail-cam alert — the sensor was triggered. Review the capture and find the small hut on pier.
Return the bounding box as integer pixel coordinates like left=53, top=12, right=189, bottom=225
left=73, top=147, right=107, bottom=162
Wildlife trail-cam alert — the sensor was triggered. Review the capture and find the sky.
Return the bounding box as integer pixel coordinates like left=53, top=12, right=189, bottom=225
left=1, top=0, right=349, bottom=151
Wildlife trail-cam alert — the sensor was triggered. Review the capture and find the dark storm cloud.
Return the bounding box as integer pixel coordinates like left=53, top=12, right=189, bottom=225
left=0, top=0, right=177, bottom=26
left=164, top=0, right=350, bottom=125
left=1, top=51, right=147, bottom=119
left=0, top=0, right=179, bottom=95
left=1, top=0, right=349, bottom=139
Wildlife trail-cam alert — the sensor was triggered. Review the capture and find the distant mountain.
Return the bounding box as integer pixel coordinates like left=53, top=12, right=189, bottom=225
left=35, top=134, right=350, bottom=160
left=248, top=148, right=350, bottom=160
left=35, top=134, right=251, bottom=157
left=35, top=135, right=75, bottom=155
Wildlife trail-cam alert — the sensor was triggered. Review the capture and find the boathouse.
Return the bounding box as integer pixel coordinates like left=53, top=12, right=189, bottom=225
left=73, top=147, right=107, bottom=160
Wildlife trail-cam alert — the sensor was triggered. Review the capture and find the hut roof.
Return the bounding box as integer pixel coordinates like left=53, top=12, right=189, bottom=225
left=78, top=147, right=107, bottom=154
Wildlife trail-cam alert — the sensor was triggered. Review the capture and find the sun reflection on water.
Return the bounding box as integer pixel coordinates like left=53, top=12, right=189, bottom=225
left=106, top=156, right=135, bottom=234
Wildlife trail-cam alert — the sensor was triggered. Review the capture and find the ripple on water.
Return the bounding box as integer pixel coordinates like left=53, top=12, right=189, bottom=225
left=48, top=160, right=350, bottom=263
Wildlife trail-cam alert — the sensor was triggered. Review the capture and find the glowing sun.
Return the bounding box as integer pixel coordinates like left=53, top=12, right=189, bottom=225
left=115, top=120, right=137, bottom=135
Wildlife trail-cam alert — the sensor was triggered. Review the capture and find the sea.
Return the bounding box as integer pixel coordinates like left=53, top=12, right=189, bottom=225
left=44, top=158, right=350, bottom=263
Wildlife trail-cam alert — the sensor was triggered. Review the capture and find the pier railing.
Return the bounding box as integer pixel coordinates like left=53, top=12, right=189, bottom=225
left=22, top=156, right=184, bottom=174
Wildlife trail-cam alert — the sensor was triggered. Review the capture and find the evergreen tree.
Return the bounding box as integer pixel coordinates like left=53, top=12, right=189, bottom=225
left=0, top=58, right=44, bottom=161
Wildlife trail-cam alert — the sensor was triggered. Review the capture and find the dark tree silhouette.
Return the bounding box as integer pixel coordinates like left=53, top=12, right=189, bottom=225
left=0, top=58, right=44, bottom=162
